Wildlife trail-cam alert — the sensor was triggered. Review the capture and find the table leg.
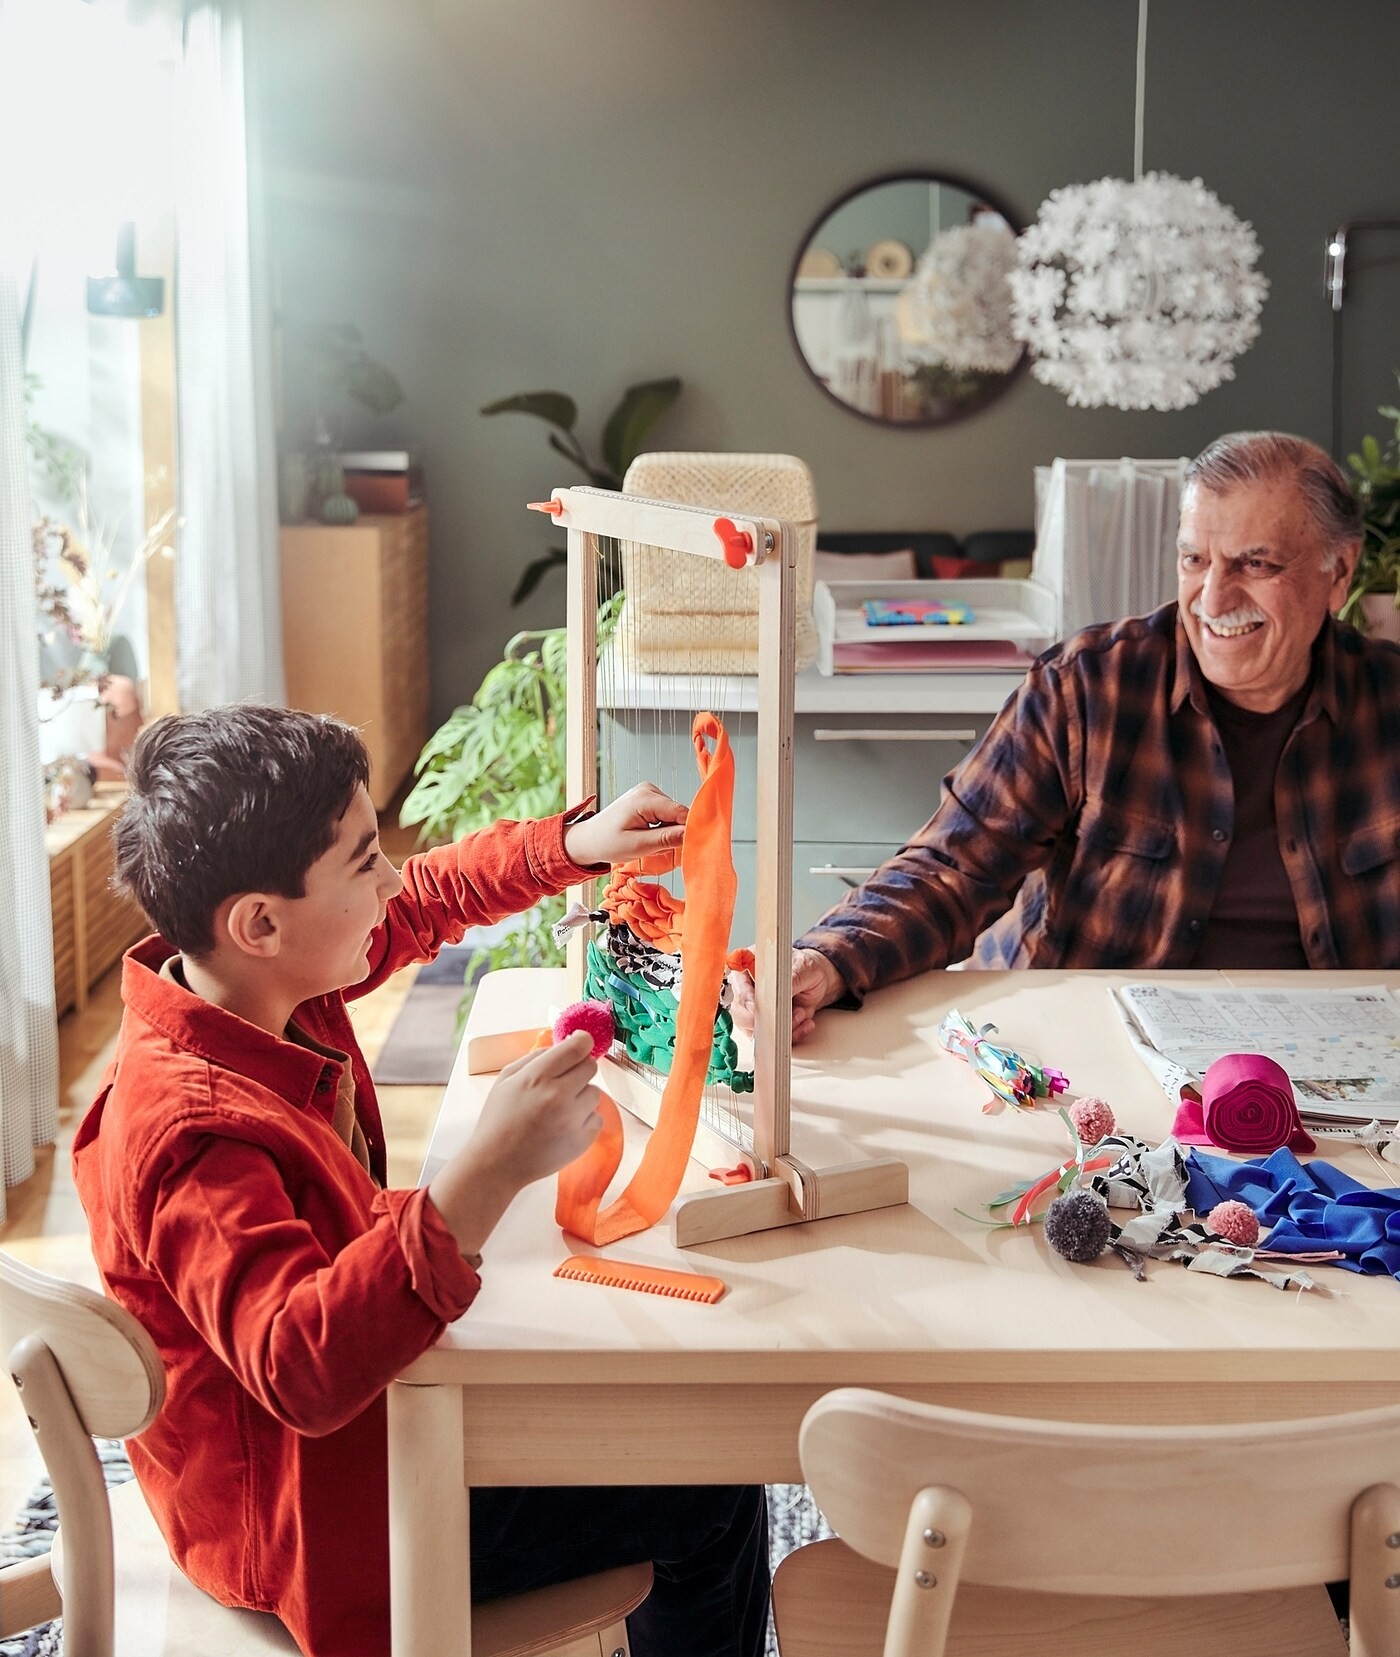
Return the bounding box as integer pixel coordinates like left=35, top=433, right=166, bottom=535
left=389, top=1380, right=473, bottom=1657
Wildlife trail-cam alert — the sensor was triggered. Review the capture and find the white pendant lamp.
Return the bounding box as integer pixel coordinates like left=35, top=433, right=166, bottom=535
left=1008, top=0, right=1269, bottom=411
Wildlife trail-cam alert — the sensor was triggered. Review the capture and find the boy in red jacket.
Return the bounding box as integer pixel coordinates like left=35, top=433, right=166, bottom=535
left=72, top=705, right=768, bottom=1657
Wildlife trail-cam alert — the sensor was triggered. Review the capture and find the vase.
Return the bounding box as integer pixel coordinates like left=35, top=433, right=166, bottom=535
left=279, top=450, right=310, bottom=523
left=1360, top=591, right=1400, bottom=643
left=37, top=683, right=107, bottom=767
left=309, top=445, right=345, bottom=512
left=320, top=492, right=359, bottom=525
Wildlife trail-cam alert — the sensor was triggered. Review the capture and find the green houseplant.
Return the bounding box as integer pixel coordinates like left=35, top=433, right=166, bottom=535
left=481, top=378, right=681, bottom=603
left=1339, top=385, right=1400, bottom=632
left=400, top=598, right=622, bottom=1010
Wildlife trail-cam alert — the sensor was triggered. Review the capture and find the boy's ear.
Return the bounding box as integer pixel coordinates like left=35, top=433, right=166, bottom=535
left=220, top=892, right=282, bottom=959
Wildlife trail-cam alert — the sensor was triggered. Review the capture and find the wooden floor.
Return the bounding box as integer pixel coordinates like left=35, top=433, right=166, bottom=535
left=0, top=809, right=447, bottom=1530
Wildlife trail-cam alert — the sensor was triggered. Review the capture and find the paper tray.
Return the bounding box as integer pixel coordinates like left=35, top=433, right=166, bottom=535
left=815, top=578, right=1059, bottom=675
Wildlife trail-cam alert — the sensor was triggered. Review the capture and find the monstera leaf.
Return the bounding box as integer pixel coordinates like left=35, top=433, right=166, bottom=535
left=601, top=377, right=682, bottom=481
left=482, top=377, right=683, bottom=601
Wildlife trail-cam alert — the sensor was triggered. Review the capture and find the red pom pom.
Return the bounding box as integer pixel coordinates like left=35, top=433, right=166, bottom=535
left=1206, top=1199, right=1260, bottom=1248
left=1068, top=1096, right=1116, bottom=1146
left=553, top=999, right=615, bottom=1058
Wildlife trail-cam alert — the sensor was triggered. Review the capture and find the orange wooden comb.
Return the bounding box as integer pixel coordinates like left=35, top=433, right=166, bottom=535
left=554, top=1254, right=726, bottom=1304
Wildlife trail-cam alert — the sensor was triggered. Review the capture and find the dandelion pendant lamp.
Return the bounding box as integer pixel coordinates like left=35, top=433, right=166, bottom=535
left=898, top=218, right=1021, bottom=375
left=1008, top=0, right=1268, bottom=410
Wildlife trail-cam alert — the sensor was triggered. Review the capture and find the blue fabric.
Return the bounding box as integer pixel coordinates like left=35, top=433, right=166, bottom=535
left=1185, top=1147, right=1400, bottom=1277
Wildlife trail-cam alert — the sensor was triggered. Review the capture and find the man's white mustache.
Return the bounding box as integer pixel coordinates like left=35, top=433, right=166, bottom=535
left=1190, top=600, right=1267, bottom=630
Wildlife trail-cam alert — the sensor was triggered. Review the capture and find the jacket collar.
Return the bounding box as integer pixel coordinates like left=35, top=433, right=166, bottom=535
left=1171, top=606, right=1341, bottom=725
left=124, top=935, right=338, bottom=1114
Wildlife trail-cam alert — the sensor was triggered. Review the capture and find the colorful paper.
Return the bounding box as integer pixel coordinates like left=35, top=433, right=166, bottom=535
left=861, top=598, right=974, bottom=627
left=938, top=1009, right=1068, bottom=1113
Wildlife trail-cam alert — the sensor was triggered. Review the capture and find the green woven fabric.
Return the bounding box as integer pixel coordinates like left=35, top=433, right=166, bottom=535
left=586, top=938, right=753, bottom=1094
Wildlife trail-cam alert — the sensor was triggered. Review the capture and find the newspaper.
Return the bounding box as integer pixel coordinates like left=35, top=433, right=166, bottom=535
left=1113, top=982, right=1400, bottom=1129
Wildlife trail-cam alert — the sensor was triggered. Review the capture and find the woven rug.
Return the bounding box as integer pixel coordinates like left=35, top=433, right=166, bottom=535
left=0, top=1450, right=826, bottom=1656
left=0, top=1440, right=132, bottom=1656
left=369, top=941, right=480, bottom=1086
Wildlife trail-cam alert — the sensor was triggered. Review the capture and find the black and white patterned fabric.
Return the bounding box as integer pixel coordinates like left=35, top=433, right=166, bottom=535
left=1084, top=1133, right=1323, bottom=1291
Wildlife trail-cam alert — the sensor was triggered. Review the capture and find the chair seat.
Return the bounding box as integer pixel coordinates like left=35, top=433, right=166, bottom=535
left=53, top=1478, right=651, bottom=1657
left=773, top=1537, right=1349, bottom=1657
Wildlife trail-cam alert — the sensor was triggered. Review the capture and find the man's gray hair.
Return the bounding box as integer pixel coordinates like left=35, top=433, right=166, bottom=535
left=1185, top=431, right=1362, bottom=573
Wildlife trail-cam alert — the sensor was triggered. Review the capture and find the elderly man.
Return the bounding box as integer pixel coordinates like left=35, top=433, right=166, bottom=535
left=743, top=431, right=1400, bottom=1043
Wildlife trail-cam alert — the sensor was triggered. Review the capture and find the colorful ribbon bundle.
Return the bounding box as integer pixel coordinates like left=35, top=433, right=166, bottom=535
left=1170, top=1052, right=1316, bottom=1154
left=938, top=1009, right=1069, bottom=1113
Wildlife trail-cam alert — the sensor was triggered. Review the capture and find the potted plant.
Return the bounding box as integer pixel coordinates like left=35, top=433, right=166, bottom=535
left=481, top=378, right=680, bottom=602
left=400, top=597, right=622, bottom=1013
left=1339, top=386, right=1400, bottom=638
left=278, top=323, right=405, bottom=523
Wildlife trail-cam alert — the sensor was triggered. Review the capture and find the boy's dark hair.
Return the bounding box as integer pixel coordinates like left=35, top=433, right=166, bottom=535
left=115, top=705, right=371, bottom=956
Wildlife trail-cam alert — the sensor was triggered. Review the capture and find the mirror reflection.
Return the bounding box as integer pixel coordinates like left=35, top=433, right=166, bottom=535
left=790, top=173, right=1024, bottom=427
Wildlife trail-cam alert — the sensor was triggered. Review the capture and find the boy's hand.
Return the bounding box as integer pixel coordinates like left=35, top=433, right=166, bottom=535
left=729, top=948, right=846, bottom=1045
left=427, top=1031, right=602, bottom=1259
left=564, top=782, right=688, bottom=868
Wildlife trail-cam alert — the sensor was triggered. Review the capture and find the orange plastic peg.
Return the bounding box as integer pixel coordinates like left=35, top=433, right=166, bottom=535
left=708, top=1164, right=754, bottom=1187
left=713, top=516, right=752, bottom=569
left=527, top=498, right=564, bottom=515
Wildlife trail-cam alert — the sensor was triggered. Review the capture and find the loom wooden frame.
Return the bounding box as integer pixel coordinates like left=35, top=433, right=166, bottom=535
left=556, top=484, right=907, bottom=1247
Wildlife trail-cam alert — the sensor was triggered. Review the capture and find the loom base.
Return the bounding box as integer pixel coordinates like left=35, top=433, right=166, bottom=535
left=672, top=1156, right=909, bottom=1248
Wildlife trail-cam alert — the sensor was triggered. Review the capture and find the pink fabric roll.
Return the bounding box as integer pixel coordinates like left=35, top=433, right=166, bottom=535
left=1170, top=1052, right=1316, bottom=1155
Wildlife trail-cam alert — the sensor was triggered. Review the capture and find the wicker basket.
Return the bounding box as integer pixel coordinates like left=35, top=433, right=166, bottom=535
left=619, top=452, right=817, bottom=673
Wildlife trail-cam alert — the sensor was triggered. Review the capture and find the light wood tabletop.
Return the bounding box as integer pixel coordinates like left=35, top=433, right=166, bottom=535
left=388, top=965, right=1400, bottom=1657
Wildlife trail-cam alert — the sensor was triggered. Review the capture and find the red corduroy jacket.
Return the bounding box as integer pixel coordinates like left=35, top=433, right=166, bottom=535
left=72, top=811, right=595, bottom=1657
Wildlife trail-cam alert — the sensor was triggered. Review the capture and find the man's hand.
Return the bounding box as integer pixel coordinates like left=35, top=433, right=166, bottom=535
left=729, top=948, right=846, bottom=1045
left=427, top=1032, right=602, bottom=1258
left=564, top=782, right=688, bottom=868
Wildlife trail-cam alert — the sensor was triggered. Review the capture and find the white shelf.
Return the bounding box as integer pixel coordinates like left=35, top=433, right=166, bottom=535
left=793, top=277, right=910, bottom=293
left=596, top=642, right=1026, bottom=715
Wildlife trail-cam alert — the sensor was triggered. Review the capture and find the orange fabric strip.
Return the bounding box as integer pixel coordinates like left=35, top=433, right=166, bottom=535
left=555, top=712, right=738, bottom=1245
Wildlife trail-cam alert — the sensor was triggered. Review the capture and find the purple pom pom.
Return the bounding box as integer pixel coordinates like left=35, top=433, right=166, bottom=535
left=553, top=999, right=616, bottom=1058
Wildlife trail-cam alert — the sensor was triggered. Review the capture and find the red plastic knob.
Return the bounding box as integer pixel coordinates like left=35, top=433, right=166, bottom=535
left=713, top=516, right=752, bottom=569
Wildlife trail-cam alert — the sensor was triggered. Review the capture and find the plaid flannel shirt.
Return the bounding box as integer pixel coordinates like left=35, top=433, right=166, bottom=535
left=800, top=604, right=1400, bottom=998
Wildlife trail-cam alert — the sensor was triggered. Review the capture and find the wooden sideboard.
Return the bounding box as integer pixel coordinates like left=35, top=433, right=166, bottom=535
left=280, top=505, right=430, bottom=810
left=46, top=783, right=148, bottom=1016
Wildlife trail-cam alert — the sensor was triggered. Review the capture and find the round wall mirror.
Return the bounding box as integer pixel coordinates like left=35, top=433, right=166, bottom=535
left=789, top=172, right=1025, bottom=427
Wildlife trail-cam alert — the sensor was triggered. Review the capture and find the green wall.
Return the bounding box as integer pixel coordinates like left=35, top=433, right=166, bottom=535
left=252, top=0, right=1400, bottom=725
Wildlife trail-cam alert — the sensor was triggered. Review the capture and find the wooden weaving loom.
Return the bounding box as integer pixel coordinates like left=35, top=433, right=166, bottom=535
left=468, top=484, right=908, bottom=1248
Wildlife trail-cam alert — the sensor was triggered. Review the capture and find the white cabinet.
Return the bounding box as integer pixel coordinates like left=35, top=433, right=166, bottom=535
left=600, top=668, right=1017, bottom=943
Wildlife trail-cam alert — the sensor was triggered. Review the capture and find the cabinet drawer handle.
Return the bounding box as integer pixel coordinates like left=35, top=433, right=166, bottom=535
left=811, top=728, right=977, bottom=743
left=808, top=865, right=879, bottom=886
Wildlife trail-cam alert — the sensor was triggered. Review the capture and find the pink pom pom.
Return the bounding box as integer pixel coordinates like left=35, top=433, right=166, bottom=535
left=1068, top=1096, right=1116, bottom=1146
left=553, top=999, right=615, bottom=1058
left=1206, top=1199, right=1260, bottom=1248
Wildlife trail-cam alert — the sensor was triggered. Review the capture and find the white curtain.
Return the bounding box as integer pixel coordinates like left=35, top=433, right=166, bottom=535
left=1033, top=457, right=1187, bottom=639
left=0, top=268, right=59, bottom=1223
left=173, top=0, right=284, bottom=709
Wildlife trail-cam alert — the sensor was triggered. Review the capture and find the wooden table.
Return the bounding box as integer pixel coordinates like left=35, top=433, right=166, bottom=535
left=388, top=966, right=1400, bottom=1656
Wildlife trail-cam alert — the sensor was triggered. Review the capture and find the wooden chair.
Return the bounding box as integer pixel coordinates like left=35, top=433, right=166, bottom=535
left=772, top=1386, right=1400, bottom=1657
left=0, top=1251, right=650, bottom=1656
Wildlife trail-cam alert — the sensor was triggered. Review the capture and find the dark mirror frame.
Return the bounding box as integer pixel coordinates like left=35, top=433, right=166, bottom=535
left=787, top=169, right=1028, bottom=430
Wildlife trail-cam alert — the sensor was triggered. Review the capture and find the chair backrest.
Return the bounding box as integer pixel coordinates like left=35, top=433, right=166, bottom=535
left=0, top=1250, right=165, bottom=1657
left=801, top=1387, right=1400, bottom=1657
left=0, top=1252, right=164, bottom=1439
